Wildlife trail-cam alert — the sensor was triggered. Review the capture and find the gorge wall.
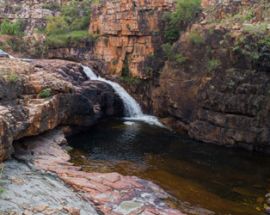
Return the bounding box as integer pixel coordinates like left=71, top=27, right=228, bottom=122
left=90, top=0, right=174, bottom=78
left=0, top=0, right=270, bottom=151
left=151, top=0, right=270, bottom=150
left=89, top=0, right=270, bottom=151
left=0, top=0, right=63, bottom=34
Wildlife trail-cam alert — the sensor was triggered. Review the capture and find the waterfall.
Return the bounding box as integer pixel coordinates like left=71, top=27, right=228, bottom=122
left=83, top=66, right=163, bottom=127
left=0, top=49, right=15, bottom=59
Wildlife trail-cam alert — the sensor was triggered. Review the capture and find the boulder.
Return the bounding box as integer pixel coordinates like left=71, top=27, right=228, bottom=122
left=0, top=58, right=123, bottom=162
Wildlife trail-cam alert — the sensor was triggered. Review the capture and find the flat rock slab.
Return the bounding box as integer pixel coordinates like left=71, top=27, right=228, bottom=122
left=0, top=160, right=98, bottom=215
left=13, top=129, right=184, bottom=215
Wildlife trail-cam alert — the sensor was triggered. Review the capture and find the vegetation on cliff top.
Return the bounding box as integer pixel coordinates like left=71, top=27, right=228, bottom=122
left=163, top=0, right=201, bottom=44
left=45, top=0, right=95, bottom=48
left=0, top=19, right=24, bottom=36
left=0, top=0, right=95, bottom=55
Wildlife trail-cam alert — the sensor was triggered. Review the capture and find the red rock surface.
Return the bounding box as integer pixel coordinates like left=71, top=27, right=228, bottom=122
left=14, top=129, right=184, bottom=215
left=90, top=0, right=174, bottom=78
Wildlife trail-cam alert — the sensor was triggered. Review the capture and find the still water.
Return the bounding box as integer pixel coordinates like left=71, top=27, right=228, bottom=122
left=68, top=119, right=270, bottom=215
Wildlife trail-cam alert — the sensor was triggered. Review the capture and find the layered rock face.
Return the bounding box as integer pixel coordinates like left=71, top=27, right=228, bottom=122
left=0, top=0, right=62, bottom=34
left=90, top=0, right=174, bottom=78
left=152, top=0, right=270, bottom=150
left=89, top=0, right=270, bottom=151
left=0, top=58, right=123, bottom=161
left=202, top=0, right=269, bottom=21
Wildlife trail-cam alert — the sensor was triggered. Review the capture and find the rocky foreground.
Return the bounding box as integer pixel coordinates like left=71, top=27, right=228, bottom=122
left=0, top=58, right=185, bottom=214
left=1, top=160, right=98, bottom=215
left=0, top=58, right=123, bottom=162
left=5, top=129, right=183, bottom=215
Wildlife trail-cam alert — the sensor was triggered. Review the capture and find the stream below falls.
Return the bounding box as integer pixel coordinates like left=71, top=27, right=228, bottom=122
left=68, top=119, right=270, bottom=215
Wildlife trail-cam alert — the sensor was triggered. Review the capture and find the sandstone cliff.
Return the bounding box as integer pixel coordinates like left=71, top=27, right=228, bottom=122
left=89, top=0, right=270, bottom=151
left=0, top=0, right=62, bottom=34
left=0, top=58, right=123, bottom=161
left=90, top=0, right=174, bottom=78
left=152, top=0, right=270, bottom=150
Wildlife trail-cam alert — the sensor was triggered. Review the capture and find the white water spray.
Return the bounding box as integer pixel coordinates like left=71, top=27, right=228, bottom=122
left=83, top=66, right=163, bottom=127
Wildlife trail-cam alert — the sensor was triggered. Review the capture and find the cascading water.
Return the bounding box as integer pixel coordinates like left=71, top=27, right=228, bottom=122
left=83, top=66, right=163, bottom=127
left=0, top=49, right=15, bottom=59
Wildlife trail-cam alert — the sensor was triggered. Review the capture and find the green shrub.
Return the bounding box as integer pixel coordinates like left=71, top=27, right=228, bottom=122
left=6, top=73, right=19, bottom=83
left=120, top=76, right=141, bottom=85
left=122, top=56, right=130, bottom=77
left=0, top=164, right=4, bottom=195
left=188, top=31, right=204, bottom=45
left=92, top=0, right=100, bottom=5
left=162, top=43, right=187, bottom=64
left=233, top=35, right=266, bottom=62
left=0, top=19, right=23, bottom=36
left=243, top=23, right=268, bottom=34
left=227, top=9, right=255, bottom=23
left=45, top=0, right=92, bottom=37
left=175, top=54, right=187, bottom=64
left=46, top=30, right=97, bottom=48
left=39, top=88, right=52, bottom=98
left=163, top=0, right=201, bottom=43
left=207, top=59, right=221, bottom=72
left=6, top=37, right=28, bottom=53
left=260, top=36, right=270, bottom=48
left=46, top=16, right=69, bottom=35
left=162, top=43, right=174, bottom=60
left=42, top=2, right=61, bottom=11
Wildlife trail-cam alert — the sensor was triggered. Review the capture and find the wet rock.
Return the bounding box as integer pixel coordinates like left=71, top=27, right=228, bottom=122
left=0, top=58, right=123, bottom=162
left=13, top=129, right=185, bottom=215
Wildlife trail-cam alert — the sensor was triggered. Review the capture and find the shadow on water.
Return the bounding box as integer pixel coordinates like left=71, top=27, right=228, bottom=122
left=68, top=119, right=270, bottom=215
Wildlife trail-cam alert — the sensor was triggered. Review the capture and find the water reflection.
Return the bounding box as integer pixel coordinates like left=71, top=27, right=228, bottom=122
left=68, top=119, right=270, bottom=215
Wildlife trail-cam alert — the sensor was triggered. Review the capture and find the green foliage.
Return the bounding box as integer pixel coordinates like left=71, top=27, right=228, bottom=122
left=188, top=31, right=204, bottom=45
left=46, top=0, right=91, bottom=35
left=0, top=164, right=4, bottom=195
left=91, top=0, right=100, bottom=5
left=260, top=36, right=270, bottom=48
left=175, top=54, right=188, bottom=64
left=46, top=16, right=69, bottom=35
left=162, top=43, right=174, bottom=60
left=0, top=19, right=23, bottom=36
left=6, top=73, right=19, bottom=83
left=207, top=59, right=221, bottom=72
left=232, top=34, right=268, bottom=63
left=42, top=2, right=61, bottom=11
left=46, top=30, right=97, bottom=48
left=122, top=56, right=130, bottom=77
left=163, top=0, right=201, bottom=43
left=45, top=0, right=93, bottom=48
left=243, top=23, right=268, bottom=34
left=6, top=37, right=27, bottom=53
left=229, top=10, right=255, bottom=23
left=244, top=10, right=255, bottom=21
left=162, top=43, right=187, bottom=64
left=39, top=88, right=52, bottom=98
left=120, top=76, right=141, bottom=85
